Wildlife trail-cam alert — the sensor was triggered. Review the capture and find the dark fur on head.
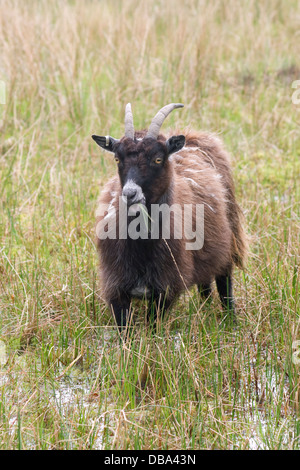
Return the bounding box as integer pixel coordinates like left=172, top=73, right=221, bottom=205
left=113, top=136, right=185, bottom=206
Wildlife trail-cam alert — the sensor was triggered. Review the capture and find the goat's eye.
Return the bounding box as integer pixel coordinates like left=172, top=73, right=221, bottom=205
left=154, top=157, right=163, bottom=164
left=114, top=157, right=120, bottom=164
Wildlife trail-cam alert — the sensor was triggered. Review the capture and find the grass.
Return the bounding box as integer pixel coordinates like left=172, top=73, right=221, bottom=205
left=0, top=0, right=299, bottom=450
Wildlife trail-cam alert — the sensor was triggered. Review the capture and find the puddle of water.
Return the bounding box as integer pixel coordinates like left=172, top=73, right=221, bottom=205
left=170, top=331, right=296, bottom=450
left=50, top=375, right=107, bottom=449
left=0, top=331, right=117, bottom=450
left=0, top=331, right=297, bottom=449
left=231, top=356, right=293, bottom=449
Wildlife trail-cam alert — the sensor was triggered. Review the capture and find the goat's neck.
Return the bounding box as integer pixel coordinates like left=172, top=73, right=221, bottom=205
left=157, top=180, right=174, bottom=206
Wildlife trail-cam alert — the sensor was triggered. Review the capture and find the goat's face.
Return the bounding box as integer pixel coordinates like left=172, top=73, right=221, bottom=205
left=92, top=103, right=185, bottom=205
left=92, top=135, right=185, bottom=206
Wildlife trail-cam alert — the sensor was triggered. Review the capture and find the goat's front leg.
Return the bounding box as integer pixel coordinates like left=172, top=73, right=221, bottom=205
left=147, top=291, right=173, bottom=328
left=109, top=294, right=132, bottom=332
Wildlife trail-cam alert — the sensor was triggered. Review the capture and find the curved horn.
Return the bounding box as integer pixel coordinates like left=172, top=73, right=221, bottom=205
left=124, top=103, right=135, bottom=139
left=146, top=103, right=184, bottom=139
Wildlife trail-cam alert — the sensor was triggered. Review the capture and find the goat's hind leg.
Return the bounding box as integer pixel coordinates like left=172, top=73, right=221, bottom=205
left=215, top=272, right=235, bottom=316
left=197, top=283, right=212, bottom=301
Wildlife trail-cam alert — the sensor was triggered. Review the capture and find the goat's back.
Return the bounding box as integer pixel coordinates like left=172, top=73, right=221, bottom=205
left=170, top=131, right=247, bottom=270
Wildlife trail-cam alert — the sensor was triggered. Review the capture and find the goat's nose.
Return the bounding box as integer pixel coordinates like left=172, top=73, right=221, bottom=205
left=123, top=186, right=137, bottom=202
left=122, top=180, right=145, bottom=205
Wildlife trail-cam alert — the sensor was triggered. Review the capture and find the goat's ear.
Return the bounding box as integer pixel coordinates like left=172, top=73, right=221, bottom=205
left=166, top=135, right=185, bottom=155
left=91, top=135, right=119, bottom=153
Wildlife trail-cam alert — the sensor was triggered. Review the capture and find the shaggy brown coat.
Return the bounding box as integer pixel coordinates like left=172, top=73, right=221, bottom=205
left=95, top=129, right=247, bottom=327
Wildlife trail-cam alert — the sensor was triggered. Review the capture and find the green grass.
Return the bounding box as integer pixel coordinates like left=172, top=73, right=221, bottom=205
left=0, top=0, right=299, bottom=450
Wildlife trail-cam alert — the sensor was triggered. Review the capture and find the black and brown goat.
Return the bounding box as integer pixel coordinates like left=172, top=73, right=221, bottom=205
left=92, top=103, right=247, bottom=330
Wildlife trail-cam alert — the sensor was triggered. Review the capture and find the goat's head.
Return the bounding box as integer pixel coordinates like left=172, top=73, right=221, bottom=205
left=92, top=103, right=185, bottom=206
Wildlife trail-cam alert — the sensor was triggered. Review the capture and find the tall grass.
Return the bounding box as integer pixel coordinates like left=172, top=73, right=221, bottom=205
left=0, top=0, right=299, bottom=449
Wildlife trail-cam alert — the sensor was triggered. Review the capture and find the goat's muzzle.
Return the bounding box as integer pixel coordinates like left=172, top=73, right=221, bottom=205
left=122, top=180, right=146, bottom=207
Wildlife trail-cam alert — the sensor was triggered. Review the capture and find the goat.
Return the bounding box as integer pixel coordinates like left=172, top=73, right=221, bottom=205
left=92, top=103, right=247, bottom=330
